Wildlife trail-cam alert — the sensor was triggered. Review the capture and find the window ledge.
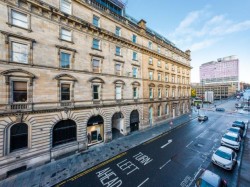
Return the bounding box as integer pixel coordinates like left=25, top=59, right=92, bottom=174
left=116, top=99, right=123, bottom=103
left=51, top=141, right=78, bottom=152
left=59, top=38, right=74, bottom=44
left=92, top=48, right=102, bottom=52
left=6, top=22, right=32, bottom=32
left=6, top=148, right=29, bottom=157
left=93, top=100, right=101, bottom=104
left=115, top=54, right=123, bottom=57
left=131, top=63, right=140, bottom=67
left=7, top=61, right=30, bottom=65
left=132, top=59, right=138, bottom=62
left=9, top=103, right=31, bottom=110
left=60, top=101, right=74, bottom=107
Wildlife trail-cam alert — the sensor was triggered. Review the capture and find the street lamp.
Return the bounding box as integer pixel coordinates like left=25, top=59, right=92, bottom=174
left=201, top=80, right=204, bottom=108
left=248, top=96, right=250, bottom=112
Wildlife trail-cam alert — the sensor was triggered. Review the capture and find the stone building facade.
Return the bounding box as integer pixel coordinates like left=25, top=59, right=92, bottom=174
left=0, top=0, right=191, bottom=178
left=191, top=83, right=237, bottom=100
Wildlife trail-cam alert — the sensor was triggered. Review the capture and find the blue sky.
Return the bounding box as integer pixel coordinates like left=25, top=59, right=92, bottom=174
left=125, top=0, right=250, bottom=83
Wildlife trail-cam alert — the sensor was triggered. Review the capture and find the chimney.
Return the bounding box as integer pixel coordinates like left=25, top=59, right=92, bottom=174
left=138, top=19, right=147, bottom=30
left=185, top=49, right=191, bottom=56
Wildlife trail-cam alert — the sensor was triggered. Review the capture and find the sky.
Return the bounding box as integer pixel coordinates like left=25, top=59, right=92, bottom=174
left=125, top=0, right=250, bottom=83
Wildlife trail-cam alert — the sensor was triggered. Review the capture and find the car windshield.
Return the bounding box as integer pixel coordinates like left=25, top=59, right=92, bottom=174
left=215, top=150, right=231, bottom=160
left=198, top=180, right=214, bottom=187
left=223, top=135, right=237, bottom=141
left=229, top=128, right=239, bottom=133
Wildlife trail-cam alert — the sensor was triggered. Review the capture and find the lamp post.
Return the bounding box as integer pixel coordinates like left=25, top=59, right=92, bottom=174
left=248, top=96, right=250, bottom=112
left=201, top=80, right=204, bottom=108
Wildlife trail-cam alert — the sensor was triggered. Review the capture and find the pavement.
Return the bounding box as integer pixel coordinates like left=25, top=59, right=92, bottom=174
left=238, top=123, right=250, bottom=187
left=0, top=112, right=196, bottom=187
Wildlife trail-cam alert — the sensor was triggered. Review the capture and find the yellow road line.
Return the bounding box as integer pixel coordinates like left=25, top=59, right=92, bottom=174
left=56, top=152, right=127, bottom=187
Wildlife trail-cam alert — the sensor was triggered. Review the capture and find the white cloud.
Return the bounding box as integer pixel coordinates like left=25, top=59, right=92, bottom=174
left=225, top=20, right=250, bottom=34
left=176, top=11, right=201, bottom=31
left=168, top=6, right=250, bottom=51
left=190, top=38, right=220, bottom=51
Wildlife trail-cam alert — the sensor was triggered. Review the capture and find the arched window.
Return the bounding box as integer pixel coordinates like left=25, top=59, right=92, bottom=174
left=165, top=104, right=169, bottom=115
left=53, top=119, right=76, bottom=147
left=130, top=110, right=139, bottom=132
left=10, top=123, right=28, bottom=152
left=157, top=105, right=161, bottom=117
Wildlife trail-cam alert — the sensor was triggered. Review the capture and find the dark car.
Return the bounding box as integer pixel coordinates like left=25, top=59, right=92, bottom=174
left=198, top=115, right=208, bottom=122
left=227, top=127, right=243, bottom=138
left=195, top=170, right=227, bottom=187
left=232, top=121, right=246, bottom=130
left=216, top=108, right=225, bottom=112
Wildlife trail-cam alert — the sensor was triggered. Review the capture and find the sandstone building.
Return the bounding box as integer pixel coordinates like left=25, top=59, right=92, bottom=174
left=0, top=0, right=191, bottom=178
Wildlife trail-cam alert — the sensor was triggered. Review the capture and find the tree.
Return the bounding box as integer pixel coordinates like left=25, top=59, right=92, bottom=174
left=191, top=89, right=196, bottom=98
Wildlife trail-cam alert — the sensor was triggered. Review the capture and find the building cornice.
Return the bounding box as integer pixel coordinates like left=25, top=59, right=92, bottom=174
left=1, top=0, right=191, bottom=68
left=0, top=97, right=191, bottom=117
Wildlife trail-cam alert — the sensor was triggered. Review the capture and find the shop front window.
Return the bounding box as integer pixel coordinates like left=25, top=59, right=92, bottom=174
left=87, top=115, right=104, bottom=145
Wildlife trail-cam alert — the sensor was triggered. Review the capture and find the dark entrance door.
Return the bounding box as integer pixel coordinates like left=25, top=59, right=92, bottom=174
left=112, top=112, right=124, bottom=139
left=130, top=110, right=139, bottom=132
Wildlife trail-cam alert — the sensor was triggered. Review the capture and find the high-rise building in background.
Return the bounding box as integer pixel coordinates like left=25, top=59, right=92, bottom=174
left=200, top=56, right=239, bottom=90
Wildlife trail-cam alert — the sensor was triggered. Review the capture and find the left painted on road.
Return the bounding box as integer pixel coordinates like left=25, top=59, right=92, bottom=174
left=55, top=152, right=127, bottom=187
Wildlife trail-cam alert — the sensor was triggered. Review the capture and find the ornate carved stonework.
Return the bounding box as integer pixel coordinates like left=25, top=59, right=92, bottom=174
left=14, top=113, right=24, bottom=123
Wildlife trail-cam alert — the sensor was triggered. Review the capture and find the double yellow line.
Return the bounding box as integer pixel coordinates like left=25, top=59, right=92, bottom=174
left=56, top=152, right=127, bottom=187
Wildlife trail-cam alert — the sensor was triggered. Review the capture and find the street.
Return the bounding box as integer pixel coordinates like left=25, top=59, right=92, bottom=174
left=55, top=102, right=249, bottom=187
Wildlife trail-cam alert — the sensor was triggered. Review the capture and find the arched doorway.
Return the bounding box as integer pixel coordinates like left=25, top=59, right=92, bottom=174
left=87, top=115, right=104, bottom=146
left=130, top=110, right=139, bottom=132
left=10, top=123, right=28, bottom=152
left=112, top=112, right=124, bottom=139
left=52, top=119, right=77, bottom=147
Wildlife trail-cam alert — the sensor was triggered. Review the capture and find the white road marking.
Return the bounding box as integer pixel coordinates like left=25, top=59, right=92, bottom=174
left=194, top=168, right=202, bottom=179
left=196, top=133, right=202, bottom=139
left=159, top=159, right=171, bottom=170
left=160, top=139, right=173, bottom=148
left=186, top=141, right=193, bottom=148
left=137, top=178, right=149, bottom=187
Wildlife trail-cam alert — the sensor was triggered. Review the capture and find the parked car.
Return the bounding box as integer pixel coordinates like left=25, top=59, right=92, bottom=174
left=232, top=121, right=246, bottom=130
left=198, top=115, right=208, bottom=122
left=243, top=106, right=250, bottom=111
left=195, top=170, right=227, bottom=187
left=216, top=108, right=225, bottom=112
left=221, top=132, right=241, bottom=150
left=212, top=146, right=237, bottom=170
left=227, top=127, right=243, bottom=138
left=235, top=103, right=243, bottom=108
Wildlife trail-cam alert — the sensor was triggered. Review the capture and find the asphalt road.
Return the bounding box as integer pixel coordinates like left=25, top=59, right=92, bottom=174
left=55, top=111, right=249, bottom=187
